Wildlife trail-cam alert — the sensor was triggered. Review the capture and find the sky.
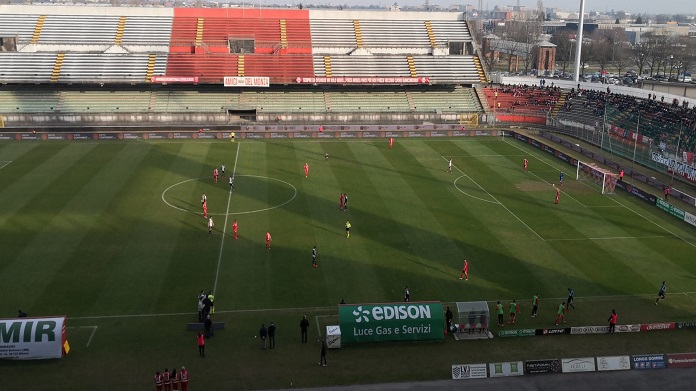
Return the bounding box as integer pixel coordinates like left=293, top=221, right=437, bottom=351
left=316, top=0, right=696, bottom=15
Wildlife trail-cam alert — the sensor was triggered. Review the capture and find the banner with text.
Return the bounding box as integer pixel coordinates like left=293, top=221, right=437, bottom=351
left=561, top=357, right=596, bottom=373
left=655, top=199, right=685, bottom=220
left=525, top=359, right=561, bottom=374
left=338, top=302, right=444, bottom=343
left=224, top=76, right=270, bottom=87
left=666, top=353, right=696, bottom=368
left=0, top=317, right=66, bottom=360
left=452, top=363, right=487, bottom=379
left=631, top=354, right=666, bottom=369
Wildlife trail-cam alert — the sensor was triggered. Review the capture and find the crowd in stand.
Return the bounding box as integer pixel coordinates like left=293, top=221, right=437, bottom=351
left=557, top=86, right=696, bottom=152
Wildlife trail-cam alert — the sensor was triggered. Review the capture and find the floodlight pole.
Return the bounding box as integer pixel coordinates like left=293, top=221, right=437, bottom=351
left=572, top=0, right=586, bottom=83
left=671, top=122, right=683, bottom=185
left=630, top=112, right=640, bottom=188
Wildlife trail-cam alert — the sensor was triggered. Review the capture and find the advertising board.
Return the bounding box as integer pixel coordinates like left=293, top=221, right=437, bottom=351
left=597, top=356, right=631, bottom=371
left=338, top=302, right=443, bottom=343
left=525, top=359, right=561, bottom=374
left=631, top=354, right=666, bottom=369
left=489, top=361, right=524, bottom=377
left=0, top=317, right=66, bottom=360
left=452, top=363, right=487, bottom=379
left=561, top=357, right=596, bottom=373
left=666, top=353, right=696, bottom=368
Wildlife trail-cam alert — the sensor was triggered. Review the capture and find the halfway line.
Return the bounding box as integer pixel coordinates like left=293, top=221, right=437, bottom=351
left=213, top=142, right=240, bottom=295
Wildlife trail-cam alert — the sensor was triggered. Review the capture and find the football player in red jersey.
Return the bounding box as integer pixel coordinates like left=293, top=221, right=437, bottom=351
left=162, top=369, right=171, bottom=391
left=154, top=371, right=163, bottom=391
left=180, top=366, right=189, bottom=391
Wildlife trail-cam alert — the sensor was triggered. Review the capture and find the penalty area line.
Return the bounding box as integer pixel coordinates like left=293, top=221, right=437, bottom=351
left=66, top=325, right=98, bottom=347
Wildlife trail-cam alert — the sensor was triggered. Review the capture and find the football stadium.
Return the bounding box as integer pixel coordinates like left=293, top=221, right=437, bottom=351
left=1, top=3, right=696, bottom=390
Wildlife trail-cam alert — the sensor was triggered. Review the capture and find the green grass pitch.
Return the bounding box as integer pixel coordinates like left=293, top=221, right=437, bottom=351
left=1, top=137, right=695, bottom=390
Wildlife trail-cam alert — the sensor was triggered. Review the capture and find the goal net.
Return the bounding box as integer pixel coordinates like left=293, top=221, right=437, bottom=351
left=576, top=161, right=619, bottom=194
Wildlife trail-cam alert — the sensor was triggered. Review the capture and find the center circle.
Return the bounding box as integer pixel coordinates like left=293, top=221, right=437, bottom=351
left=161, top=175, right=297, bottom=215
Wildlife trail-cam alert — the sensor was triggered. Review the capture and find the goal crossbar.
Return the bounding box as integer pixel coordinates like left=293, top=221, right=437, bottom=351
left=576, top=161, right=619, bottom=194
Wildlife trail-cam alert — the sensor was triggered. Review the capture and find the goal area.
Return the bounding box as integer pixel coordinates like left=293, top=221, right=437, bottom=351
left=576, top=161, right=619, bottom=194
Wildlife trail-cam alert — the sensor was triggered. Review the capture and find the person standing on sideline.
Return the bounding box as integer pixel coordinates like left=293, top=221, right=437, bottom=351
left=162, top=369, right=172, bottom=391
left=268, top=321, right=276, bottom=349
left=655, top=281, right=667, bottom=304
left=232, top=219, right=238, bottom=239
left=404, top=285, right=410, bottom=302
left=304, top=162, right=309, bottom=178
left=554, top=185, right=561, bottom=204
left=664, top=185, right=670, bottom=201
left=208, top=216, right=214, bottom=236
left=531, top=293, right=540, bottom=317
left=339, top=193, right=344, bottom=210
left=554, top=302, right=566, bottom=325
left=445, top=306, right=453, bottom=334
left=608, top=309, right=617, bottom=334
left=448, top=159, right=453, bottom=173
left=204, top=315, right=212, bottom=338
left=312, top=246, right=318, bottom=268
left=459, top=259, right=469, bottom=280
left=197, top=332, right=205, bottom=357
left=345, top=220, right=351, bottom=238
left=523, top=158, right=528, bottom=172
left=319, top=340, right=327, bottom=366
left=619, top=169, right=624, bottom=181
left=213, top=167, right=219, bottom=183
left=259, top=323, right=268, bottom=349
left=154, top=371, right=163, bottom=391
left=208, top=290, right=215, bottom=314
left=197, top=299, right=204, bottom=322
left=343, top=194, right=349, bottom=210
left=496, top=301, right=504, bottom=327
left=179, top=367, right=189, bottom=391
left=507, top=300, right=520, bottom=325
left=221, top=163, right=226, bottom=178
left=559, top=171, right=565, bottom=186
left=171, top=369, right=179, bottom=391
left=300, top=315, right=309, bottom=343
left=567, top=288, right=576, bottom=310
left=389, top=137, right=394, bottom=149
left=229, top=175, right=234, bottom=192
left=265, top=231, right=272, bottom=249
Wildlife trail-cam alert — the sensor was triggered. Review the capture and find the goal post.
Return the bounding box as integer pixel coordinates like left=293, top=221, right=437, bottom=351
left=576, top=161, right=619, bottom=194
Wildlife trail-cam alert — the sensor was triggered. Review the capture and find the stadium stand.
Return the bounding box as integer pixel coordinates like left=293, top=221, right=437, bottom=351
left=481, top=85, right=561, bottom=116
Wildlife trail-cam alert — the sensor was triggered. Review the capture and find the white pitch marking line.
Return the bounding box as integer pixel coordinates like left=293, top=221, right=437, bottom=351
left=0, top=160, right=12, bottom=170
left=161, top=175, right=297, bottom=216
left=448, top=154, right=529, bottom=157
left=502, top=137, right=695, bottom=248
left=64, top=290, right=696, bottom=321
left=213, top=142, right=240, bottom=296
left=525, top=168, right=588, bottom=208
left=86, top=326, right=98, bottom=347
left=545, top=235, right=673, bottom=242
left=68, top=326, right=98, bottom=347
left=444, top=155, right=544, bottom=241
left=453, top=175, right=500, bottom=204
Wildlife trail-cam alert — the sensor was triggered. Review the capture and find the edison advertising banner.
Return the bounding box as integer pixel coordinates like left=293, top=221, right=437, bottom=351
left=0, top=317, right=66, bottom=360
left=338, top=302, right=444, bottom=343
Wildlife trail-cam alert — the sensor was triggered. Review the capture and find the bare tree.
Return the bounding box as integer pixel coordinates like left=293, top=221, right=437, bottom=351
left=590, top=31, right=612, bottom=73
left=551, top=31, right=572, bottom=74
left=613, top=44, right=629, bottom=76
left=580, top=39, right=593, bottom=77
